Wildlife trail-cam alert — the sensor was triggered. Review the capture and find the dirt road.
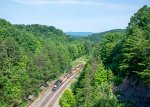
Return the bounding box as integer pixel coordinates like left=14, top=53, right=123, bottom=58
left=29, top=65, right=84, bottom=107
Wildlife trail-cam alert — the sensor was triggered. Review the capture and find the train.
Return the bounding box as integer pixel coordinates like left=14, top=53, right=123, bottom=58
left=52, top=64, right=84, bottom=91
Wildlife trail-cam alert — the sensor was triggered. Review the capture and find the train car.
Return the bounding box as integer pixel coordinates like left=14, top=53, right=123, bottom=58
left=52, top=64, right=84, bottom=91
left=71, top=64, right=83, bottom=74
left=52, top=75, right=69, bottom=91
left=61, top=76, right=68, bottom=83
left=52, top=80, right=62, bottom=91
left=76, top=67, right=80, bottom=71
left=71, top=68, right=77, bottom=74
left=66, top=73, right=72, bottom=78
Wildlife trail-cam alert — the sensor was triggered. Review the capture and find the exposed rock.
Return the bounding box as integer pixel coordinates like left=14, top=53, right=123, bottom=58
left=115, top=76, right=150, bottom=107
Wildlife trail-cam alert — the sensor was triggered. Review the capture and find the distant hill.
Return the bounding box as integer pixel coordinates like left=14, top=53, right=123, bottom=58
left=85, top=29, right=126, bottom=42
left=15, top=24, right=64, bottom=37
left=65, top=32, right=93, bottom=37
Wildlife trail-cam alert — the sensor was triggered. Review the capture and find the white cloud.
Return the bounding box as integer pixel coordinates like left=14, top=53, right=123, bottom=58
left=13, top=0, right=98, bottom=5
left=12, top=0, right=139, bottom=11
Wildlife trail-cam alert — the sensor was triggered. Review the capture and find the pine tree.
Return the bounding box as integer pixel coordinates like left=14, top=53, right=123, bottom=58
left=59, top=89, right=76, bottom=107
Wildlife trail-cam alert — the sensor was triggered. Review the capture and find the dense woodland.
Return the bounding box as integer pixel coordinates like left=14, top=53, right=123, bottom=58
left=0, top=5, right=149, bottom=107
left=85, top=29, right=125, bottom=42
left=60, top=5, right=150, bottom=107
left=0, top=19, right=90, bottom=106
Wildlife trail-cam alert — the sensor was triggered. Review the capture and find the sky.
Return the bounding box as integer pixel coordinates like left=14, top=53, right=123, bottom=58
left=0, top=0, right=150, bottom=32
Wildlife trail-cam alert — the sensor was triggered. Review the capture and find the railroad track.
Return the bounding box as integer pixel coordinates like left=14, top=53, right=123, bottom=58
left=39, top=91, right=54, bottom=107
left=29, top=64, right=84, bottom=107
left=48, top=72, right=78, bottom=107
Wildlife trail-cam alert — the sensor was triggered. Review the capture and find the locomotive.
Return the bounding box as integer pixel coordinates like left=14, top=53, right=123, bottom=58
left=52, top=64, right=84, bottom=91
left=52, top=80, right=62, bottom=91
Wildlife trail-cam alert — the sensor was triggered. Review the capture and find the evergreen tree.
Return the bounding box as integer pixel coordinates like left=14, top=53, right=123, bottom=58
left=59, top=89, right=76, bottom=107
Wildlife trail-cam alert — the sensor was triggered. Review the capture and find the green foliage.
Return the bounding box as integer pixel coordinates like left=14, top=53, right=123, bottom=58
left=119, top=26, right=149, bottom=76
left=59, top=89, right=76, bottom=107
left=100, top=32, right=124, bottom=65
left=85, top=29, right=125, bottom=42
left=60, top=5, right=150, bottom=107
left=0, top=5, right=149, bottom=107
left=70, top=59, right=124, bottom=107
left=97, top=5, right=150, bottom=85
left=0, top=19, right=87, bottom=106
left=124, top=5, right=150, bottom=84
left=68, top=44, right=79, bottom=60
left=93, top=61, right=107, bottom=86
left=0, top=19, right=11, bottom=27
left=128, top=5, right=150, bottom=32
left=113, top=76, right=123, bottom=86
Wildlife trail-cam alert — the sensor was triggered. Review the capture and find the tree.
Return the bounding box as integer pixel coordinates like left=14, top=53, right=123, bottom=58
left=59, top=89, right=76, bottom=107
left=68, top=44, right=79, bottom=60
left=102, top=6, right=150, bottom=83
left=93, top=61, right=107, bottom=87
left=119, top=26, right=149, bottom=75
left=100, top=33, right=124, bottom=65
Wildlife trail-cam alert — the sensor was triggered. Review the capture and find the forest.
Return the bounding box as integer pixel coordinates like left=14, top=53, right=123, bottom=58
left=0, top=18, right=90, bottom=106
left=60, top=5, right=150, bottom=107
left=0, top=5, right=150, bottom=107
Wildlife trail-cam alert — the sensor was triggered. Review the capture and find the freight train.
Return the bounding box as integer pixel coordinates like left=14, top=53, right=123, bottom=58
left=52, top=64, right=84, bottom=91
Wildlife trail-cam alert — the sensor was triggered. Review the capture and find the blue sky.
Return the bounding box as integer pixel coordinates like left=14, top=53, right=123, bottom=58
left=0, top=0, right=150, bottom=32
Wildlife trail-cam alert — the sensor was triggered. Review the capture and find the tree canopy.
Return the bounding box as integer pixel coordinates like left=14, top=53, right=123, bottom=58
left=0, top=19, right=87, bottom=106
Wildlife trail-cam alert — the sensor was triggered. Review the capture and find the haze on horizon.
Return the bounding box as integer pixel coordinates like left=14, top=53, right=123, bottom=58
left=0, top=0, right=150, bottom=32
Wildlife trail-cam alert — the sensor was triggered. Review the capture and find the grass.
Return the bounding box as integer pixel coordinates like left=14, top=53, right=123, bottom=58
left=71, top=55, right=88, bottom=67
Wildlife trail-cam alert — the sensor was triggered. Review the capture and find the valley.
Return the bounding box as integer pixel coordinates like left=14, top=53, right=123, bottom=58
left=0, top=3, right=150, bottom=107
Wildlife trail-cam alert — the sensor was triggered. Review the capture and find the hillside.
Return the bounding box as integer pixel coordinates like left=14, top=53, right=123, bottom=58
left=85, top=29, right=126, bottom=42
left=60, top=5, right=150, bottom=107
left=0, top=19, right=88, bottom=107
left=0, top=5, right=150, bottom=107
left=65, top=32, right=93, bottom=37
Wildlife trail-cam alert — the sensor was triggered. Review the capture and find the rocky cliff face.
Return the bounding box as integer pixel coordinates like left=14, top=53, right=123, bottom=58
left=115, top=76, right=150, bottom=107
